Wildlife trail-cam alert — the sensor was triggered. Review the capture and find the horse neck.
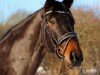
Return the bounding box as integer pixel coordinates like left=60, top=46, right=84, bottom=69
left=26, top=30, right=47, bottom=75
left=0, top=9, right=46, bottom=75
left=23, top=9, right=48, bottom=75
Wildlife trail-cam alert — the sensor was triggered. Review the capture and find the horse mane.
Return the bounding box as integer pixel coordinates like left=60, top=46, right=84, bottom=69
left=0, top=8, right=43, bottom=43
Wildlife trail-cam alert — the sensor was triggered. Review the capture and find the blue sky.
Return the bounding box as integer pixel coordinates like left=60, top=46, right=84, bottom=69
left=0, top=0, right=100, bottom=23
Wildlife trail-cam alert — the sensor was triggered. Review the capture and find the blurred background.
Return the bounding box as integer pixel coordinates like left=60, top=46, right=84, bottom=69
left=0, top=0, right=100, bottom=75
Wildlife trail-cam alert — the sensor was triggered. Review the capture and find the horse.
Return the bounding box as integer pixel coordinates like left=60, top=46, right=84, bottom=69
left=0, top=0, right=83, bottom=75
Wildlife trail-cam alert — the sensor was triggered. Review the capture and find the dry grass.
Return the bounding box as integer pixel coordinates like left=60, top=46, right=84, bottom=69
left=0, top=8, right=100, bottom=75
left=0, top=11, right=29, bottom=38
left=73, top=8, right=100, bottom=75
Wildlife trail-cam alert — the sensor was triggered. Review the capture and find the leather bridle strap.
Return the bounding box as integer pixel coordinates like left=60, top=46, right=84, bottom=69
left=44, top=10, right=69, bottom=18
left=44, top=25, right=58, bottom=45
left=56, top=35, right=77, bottom=58
left=58, top=32, right=77, bottom=45
left=44, top=24, right=58, bottom=52
left=44, top=24, right=77, bottom=58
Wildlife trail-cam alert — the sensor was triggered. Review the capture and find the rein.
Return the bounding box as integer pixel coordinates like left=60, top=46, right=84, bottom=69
left=43, top=10, right=77, bottom=59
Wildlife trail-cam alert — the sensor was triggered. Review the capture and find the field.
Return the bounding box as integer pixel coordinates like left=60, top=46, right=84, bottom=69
left=0, top=8, right=100, bottom=75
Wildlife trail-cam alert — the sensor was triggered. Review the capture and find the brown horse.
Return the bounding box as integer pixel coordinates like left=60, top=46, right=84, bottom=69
left=0, top=0, right=83, bottom=75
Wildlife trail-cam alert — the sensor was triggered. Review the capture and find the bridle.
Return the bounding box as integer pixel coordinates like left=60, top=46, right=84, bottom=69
left=43, top=10, right=77, bottom=59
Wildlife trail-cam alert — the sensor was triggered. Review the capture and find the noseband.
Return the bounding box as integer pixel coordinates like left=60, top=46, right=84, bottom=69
left=43, top=11, right=77, bottom=59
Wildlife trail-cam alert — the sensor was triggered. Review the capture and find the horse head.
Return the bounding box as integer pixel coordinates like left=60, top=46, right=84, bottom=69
left=43, top=0, right=83, bottom=68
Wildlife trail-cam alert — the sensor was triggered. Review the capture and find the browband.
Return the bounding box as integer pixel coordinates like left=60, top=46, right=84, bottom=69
left=44, top=11, right=69, bottom=17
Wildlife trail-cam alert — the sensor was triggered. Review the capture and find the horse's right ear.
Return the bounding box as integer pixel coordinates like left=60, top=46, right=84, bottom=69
left=44, top=0, right=55, bottom=12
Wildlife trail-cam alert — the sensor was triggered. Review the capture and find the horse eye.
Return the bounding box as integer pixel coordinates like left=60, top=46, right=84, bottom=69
left=49, top=20, right=55, bottom=24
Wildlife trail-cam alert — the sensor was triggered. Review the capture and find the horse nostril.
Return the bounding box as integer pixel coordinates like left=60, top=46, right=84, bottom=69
left=70, top=51, right=83, bottom=66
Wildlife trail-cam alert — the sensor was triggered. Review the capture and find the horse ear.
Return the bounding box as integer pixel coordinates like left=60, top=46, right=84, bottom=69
left=45, top=0, right=55, bottom=11
left=62, top=0, right=74, bottom=9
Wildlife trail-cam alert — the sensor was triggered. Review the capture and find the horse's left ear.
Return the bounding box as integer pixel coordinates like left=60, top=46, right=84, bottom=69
left=62, top=0, right=74, bottom=9
left=44, top=0, right=55, bottom=12
left=45, top=0, right=55, bottom=7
